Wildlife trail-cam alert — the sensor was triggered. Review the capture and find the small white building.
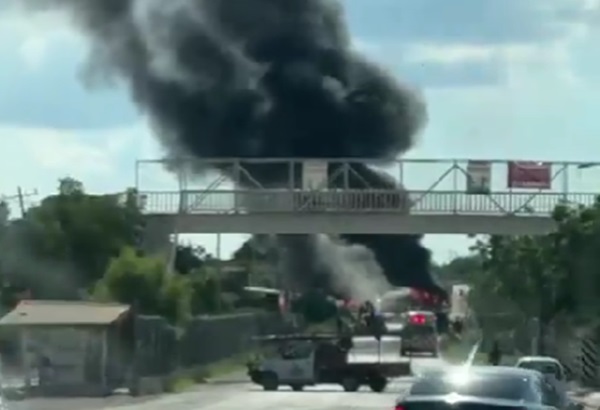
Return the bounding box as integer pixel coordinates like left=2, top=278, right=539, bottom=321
left=450, top=284, right=470, bottom=319
left=0, top=300, right=131, bottom=396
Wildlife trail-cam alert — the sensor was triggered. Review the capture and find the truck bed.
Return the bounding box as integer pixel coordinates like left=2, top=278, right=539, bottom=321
left=344, top=358, right=411, bottom=377
left=347, top=353, right=408, bottom=363
left=347, top=335, right=403, bottom=363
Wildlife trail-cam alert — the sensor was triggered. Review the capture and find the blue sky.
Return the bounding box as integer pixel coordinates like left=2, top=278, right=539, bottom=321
left=1, top=0, right=600, bottom=262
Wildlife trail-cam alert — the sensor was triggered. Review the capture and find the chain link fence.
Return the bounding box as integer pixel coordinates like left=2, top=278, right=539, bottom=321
left=475, top=310, right=600, bottom=388
left=131, top=311, right=294, bottom=395
left=178, top=312, right=291, bottom=367
left=545, top=317, right=600, bottom=388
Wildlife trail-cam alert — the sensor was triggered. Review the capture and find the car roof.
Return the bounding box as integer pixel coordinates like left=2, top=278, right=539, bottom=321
left=419, top=365, right=541, bottom=379
left=400, top=366, right=542, bottom=403
left=471, top=366, right=541, bottom=377
left=408, top=310, right=436, bottom=315
left=517, top=356, right=561, bottom=364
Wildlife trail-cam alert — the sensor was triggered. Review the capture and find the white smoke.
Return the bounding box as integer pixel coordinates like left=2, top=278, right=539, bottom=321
left=312, top=234, right=391, bottom=301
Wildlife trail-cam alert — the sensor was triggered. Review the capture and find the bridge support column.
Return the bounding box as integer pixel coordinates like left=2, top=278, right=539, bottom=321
left=142, top=216, right=174, bottom=257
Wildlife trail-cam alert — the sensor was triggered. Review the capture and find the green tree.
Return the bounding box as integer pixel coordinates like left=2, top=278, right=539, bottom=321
left=548, top=199, right=600, bottom=322
left=58, top=177, right=84, bottom=196
left=0, top=179, right=145, bottom=299
left=473, top=235, right=556, bottom=320
left=190, top=272, right=222, bottom=314
left=0, top=177, right=262, bottom=319
left=231, top=236, right=278, bottom=288
left=433, top=254, right=482, bottom=285
left=174, top=244, right=209, bottom=275
left=472, top=197, right=600, bottom=350
left=93, top=247, right=192, bottom=324
left=232, top=236, right=270, bottom=263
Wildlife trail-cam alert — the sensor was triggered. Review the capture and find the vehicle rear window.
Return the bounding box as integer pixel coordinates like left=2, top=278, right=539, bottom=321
left=410, top=373, right=535, bottom=401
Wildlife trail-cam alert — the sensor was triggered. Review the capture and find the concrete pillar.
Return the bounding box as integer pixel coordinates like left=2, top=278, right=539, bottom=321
left=141, top=216, right=173, bottom=257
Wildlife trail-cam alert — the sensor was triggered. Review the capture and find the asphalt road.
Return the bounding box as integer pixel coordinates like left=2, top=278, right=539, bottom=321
left=4, top=336, right=448, bottom=410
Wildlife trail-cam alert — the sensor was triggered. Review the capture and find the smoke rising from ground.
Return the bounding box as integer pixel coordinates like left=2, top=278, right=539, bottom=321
left=21, top=0, right=444, bottom=297
left=278, top=235, right=390, bottom=302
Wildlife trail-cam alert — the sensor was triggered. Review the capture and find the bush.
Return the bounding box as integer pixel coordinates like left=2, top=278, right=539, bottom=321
left=93, top=247, right=192, bottom=324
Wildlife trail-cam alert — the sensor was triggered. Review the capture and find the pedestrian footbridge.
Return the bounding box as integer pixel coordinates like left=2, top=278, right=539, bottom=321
left=135, top=158, right=599, bottom=236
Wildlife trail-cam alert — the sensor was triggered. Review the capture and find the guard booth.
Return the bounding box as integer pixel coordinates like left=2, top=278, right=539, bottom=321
left=0, top=300, right=178, bottom=397
left=0, top=300, right=134, bottom=396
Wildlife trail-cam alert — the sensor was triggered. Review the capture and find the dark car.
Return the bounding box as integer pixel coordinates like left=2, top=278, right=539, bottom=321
left=395, top=366, right=563, bottom=410
left=400, top=322, right=438, bottom=357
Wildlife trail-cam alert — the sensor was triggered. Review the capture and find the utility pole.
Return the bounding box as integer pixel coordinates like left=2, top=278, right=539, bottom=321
left=216, top=233, right=222, bottom=311
left=1, top=187, right=38, bottom=217
left=17, top=187, right=26, bottom=217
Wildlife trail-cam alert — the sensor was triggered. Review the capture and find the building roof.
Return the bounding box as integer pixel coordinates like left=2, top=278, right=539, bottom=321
left=0, top=300, right=131, bottom=326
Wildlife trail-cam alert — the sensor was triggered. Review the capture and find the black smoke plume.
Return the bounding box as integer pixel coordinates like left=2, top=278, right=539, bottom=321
left=23, top=0, right=444, bottom=296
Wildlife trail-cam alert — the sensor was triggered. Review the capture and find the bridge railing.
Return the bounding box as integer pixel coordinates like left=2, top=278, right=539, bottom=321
left=139, top=190, right=598, bottom=216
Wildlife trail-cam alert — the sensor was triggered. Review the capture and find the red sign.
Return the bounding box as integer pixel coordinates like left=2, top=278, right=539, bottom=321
left=507, top=161, right=551, bottom=189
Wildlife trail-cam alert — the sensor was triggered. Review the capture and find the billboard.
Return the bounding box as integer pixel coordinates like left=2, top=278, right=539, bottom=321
left=466, top=160, right=491, bottom=193
left=507, top=161, right=551, bottom=189
left=302, top=160, right=328, bottom=189
left=451, top=284, right=470, bottom=318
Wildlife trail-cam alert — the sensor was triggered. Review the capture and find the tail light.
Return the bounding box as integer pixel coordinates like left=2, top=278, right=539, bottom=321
left=394, top=405, right=405, bottom=410
left=410, top=314, right=426, bottom=325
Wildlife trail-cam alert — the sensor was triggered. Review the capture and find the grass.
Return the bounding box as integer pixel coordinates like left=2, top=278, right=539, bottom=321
left=164, top=376, right=197, bottom=393
left=163, top=351, right=258, bottom=393
left=204, top=352, right=254, bottom=379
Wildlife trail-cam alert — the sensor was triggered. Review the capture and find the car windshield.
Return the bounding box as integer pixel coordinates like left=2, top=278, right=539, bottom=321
left=518, top=361, right=563, bottom=380
left=410, top=372, right=535, bottom=402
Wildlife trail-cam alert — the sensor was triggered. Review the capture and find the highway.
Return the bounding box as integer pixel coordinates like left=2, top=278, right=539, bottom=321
left=6, top=336, right=447, bottom=410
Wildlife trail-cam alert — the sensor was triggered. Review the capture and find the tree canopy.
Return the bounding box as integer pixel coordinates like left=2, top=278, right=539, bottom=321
left=0, top=178, right=244, bottom=323
left=470, top=197, right=600, bottom=331
left=0, top=180, right=143, bottom=298
left=432, top=254, right=481, bottom=284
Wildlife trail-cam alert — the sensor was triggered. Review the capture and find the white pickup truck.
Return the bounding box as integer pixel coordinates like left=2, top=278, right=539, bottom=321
left=247, top=334, right=411, bottom=392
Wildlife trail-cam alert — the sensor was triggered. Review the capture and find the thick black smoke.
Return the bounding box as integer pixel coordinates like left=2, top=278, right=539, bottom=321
left=24, top=0, right=444, bottom=296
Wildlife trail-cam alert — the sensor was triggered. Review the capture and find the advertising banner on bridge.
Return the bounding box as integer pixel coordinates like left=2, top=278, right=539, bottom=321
left=466, top=160, right=491, bottom=194
left=302, top=160, right=328, bottom=190
left=507, top=161, right=552, bottom=189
